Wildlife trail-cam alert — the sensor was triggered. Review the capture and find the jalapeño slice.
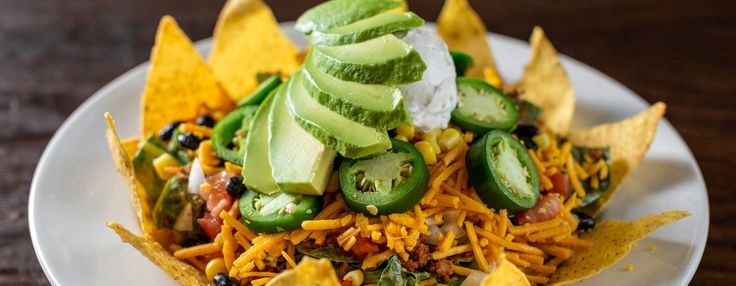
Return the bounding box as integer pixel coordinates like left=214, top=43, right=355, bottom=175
left=450, top=51, right=474, bottom=76
left=339, top=139, right=428, bottom=216
left=466, top=130, right=539, bottom=213
left=237, top=75, right=282, bottom=107
left=240, top=190, right=322, bottom=233
left=211, top=105, right=259, bottom=165
left=451, top=77, right=519, bottom=133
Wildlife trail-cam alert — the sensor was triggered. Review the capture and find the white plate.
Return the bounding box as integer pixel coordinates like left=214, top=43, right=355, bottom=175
left=29, top=23, right=708, bottom=285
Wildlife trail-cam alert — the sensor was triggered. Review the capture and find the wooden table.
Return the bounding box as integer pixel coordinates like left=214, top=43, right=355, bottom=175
left=1, top=0, right=733, bottom=284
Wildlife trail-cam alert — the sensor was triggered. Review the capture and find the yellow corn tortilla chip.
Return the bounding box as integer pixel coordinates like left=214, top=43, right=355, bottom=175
left=141, top=16, right=233, bottom=136
left=106, top=113, right=174, bottom=245
left=548, top=210, right=690, bottom=285
left=515, top=26, right=575, bottom=134
left=107, top=222, right=208, bottom=286
left=482, top=254, right=531, bottom=286
left=121, top=136, right=140, bottom=157
left=209, top=0, right=299, bottom=101
left=567, top=102, right=666, bottom=216
left=267, top=256, right=341, bottom=286
left=438, top=0, right=501, bottom=80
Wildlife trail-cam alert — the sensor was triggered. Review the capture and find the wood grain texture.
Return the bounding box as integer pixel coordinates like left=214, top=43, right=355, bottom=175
left=1, top=0, right=733, bottom=285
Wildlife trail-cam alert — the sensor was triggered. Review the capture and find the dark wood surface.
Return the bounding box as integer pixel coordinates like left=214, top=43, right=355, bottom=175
left=1, top=0, right=733, bottom=285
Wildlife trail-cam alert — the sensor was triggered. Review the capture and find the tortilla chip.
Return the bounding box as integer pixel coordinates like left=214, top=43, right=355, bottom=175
left=106, top=113, right=175, bottom=245
left=548, top=210, right=690, bottom=285
left=107, top=222, right=208, bottom=286
left=514, top=26, right=575, bottom=134
left=437, top=0, right=501, bottom=80
left=141, top=16, right=233, bottom=136
left=121, top=136, right=140, bottom=157
left=209, top=0, right=299, bottom=101
left=482, top=254, right=531, bottom=286
left=567, top=102, right=666, bottom=216
left=267, top=257, right=341, bottom=286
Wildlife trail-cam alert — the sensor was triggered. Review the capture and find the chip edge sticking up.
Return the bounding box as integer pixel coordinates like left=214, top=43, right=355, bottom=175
left=548, top=210, right=690, bottom=285
left=514, top=26, right=575, bottom=134
left=209, top=0, right=299, bottom=101
left=107, top=222, right=209, bottom=286
left=568, top=102, right=667, bottom=216
left=482, top=253, right=532, bottom=286
left=437, top=0, right=501, bottom=84
left=141, top=15, right=233, bottom=136
left=266, top=256, right=341, bottom=286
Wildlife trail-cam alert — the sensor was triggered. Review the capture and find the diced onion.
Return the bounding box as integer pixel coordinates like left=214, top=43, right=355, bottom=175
left=173, top=203, right=194, bottom=232
left=460, top=271, right=488, bottom=286
left=188, top=158, right=205, bottom=194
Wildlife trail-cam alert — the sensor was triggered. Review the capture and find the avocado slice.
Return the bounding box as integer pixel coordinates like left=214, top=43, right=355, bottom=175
left=311, top=34, right=426, bottom=85
left=308, top=12, right=425, bottom=46
left=295, top=0, right=404, bottom=34
left=302, top=53, right=409, bottom=130
left=132, top=135, right=169, bottom=202
left=288, top=70, right=392, bottom=159
left=241, top=90, right=280, bottom=195
left=269, top=80, right=337, bottom=195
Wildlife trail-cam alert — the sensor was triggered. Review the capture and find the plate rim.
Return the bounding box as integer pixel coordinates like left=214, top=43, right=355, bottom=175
left=28, top=22, right=709, bottom=286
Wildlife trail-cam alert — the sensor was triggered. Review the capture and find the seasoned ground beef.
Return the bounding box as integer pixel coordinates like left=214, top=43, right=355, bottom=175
left=400, top=242, right=431, bottom=272
left=427, top=259, right=454, bottom=281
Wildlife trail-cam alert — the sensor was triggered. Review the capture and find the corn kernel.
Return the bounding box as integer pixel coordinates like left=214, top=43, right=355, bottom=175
left=438, top=129, right=462, bottom=151
left=396, top=124, right=415, bottom=140
left=343, top=270, right=364, bottom=286
left=205, top=258, right=227, bottom=281
left=415, top=141, right=437, bottom=164
left=421, top=129, right=442, bottom=154
left=153, top=153, right=179, bottom=180
left=532, top=133, right=551, bottom=150
left=394, top=135, right=409, bottom=142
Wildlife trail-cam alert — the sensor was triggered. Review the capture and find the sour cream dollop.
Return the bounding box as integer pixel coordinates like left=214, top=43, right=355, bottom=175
left=399, top=28, right=458, bottom=132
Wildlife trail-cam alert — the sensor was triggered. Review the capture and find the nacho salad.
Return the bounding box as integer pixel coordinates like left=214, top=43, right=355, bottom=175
left=103, top=0, right=689, bottom=285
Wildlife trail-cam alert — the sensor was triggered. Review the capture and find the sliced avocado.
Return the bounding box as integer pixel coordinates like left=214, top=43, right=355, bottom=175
left=309, top=12, right=425, bottom=46
left=288, top=71, right=392, bottom=159
left=295, top=0, right=404, bottom=34
left=311, top=34, right=426, bottom=85
left=132, top=135, right=168, bottom=201
left=242, top=90, right=280, bottom=195
left=302, top=53, right=409, bottom=130
left=269, top=80, right=337, bottom=195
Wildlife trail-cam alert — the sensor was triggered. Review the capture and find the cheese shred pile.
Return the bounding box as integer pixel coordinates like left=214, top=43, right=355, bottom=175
left=171, top=127, right=600, bottom=284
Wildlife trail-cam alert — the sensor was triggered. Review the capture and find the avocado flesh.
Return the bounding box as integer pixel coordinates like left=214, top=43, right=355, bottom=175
left=269, top=82, right=337, bottom=195
left=312, top=34, right=426, bottom=85
left=295, top=0, right=404, bottom=34
left=242, top=91, right=280, bottom=195
left=302, top=53, right=409, bottom=129
left=132, top=141, right=167, bottom=201
left=288, top=71, right=392, bottom=159
left=309, top=12, right=425, bottom=46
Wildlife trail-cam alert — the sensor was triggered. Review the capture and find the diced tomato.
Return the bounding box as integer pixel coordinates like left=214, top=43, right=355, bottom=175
left=547, top=173, right=569, bottom=198
left=349, top=237, right=380, bottom=259
left=198, top=213, right=222, bottom=239
left=199, top=171, right=237, bottom=217
left=515, top=194, right=562, bottom=225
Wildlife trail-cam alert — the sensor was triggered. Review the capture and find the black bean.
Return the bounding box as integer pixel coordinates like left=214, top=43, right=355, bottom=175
left=513, top=124, right=540, bottom=139
left=226, top=176, right=246, bottom=198
left=159, top=121, right=183, bottom=141
left=195, top=115, right=216, bottom=128
left=177, top=133, right=201, bottom=150
left=213, top=273, right=239, bottom=286
left=574, top=212, right=596, bottom=231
